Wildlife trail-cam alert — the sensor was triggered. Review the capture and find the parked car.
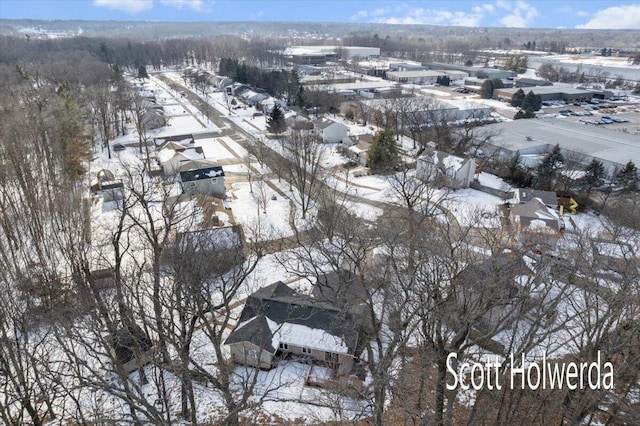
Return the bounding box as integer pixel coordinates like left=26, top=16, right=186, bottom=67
left=113, top=143, right=126, bottom=152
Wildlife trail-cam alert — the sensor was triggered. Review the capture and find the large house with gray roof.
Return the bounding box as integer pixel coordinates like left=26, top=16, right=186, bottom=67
left=226, top=279, right=361, bottom=376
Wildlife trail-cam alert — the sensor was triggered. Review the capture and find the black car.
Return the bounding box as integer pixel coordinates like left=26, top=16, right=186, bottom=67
left=113, top=143, right=126, bottom=152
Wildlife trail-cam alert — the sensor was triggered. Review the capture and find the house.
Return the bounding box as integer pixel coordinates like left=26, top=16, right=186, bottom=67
left=172, top=226, right=244, bottom=274
left=416, top=150, right=476, bottom=189
left=226, top=281, right=360, bottom=376
left=261, top=97, right=288, bottom=115
left=510, top=198, right=563, bottom=231
left=452, top=251, right=534, bottom=333
left=513, top=188, right=557, bottom=208
left=111, top=325, right=154, bottom=374
left=154, top=134, right=195, bottom=148
left=346, top=134, right=374, bottom=166
left=179, top=165, right=226, bottom=198
left=157, top=146, right=205, bottom=176
left=312, top=118, right=349, bottom=143
left=142, top=106, right=166, bottom=130
left=239, top=89, right=268, bottom=107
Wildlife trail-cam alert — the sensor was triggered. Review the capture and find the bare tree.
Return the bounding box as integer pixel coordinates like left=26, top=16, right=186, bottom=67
left=283, top=128, right=325, bottom=219
left=253, top=180, right=271, bottom=214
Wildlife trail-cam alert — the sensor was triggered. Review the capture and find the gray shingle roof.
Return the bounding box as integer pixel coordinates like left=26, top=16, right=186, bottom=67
left=225, top=281, right=359, bottom=354
left=179, top=166, right=225, bottom=182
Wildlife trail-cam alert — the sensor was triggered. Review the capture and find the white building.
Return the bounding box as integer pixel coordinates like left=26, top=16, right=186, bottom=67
left=157, top=146, right=205, bottom=176
left=312, top=118, right=349, bottom=143
left=417, top=150, right=476, bottom=189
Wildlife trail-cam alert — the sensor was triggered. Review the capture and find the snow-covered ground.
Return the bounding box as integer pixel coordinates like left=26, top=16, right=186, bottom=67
left=228, top=181, right=293, bottom=241
left=444, top=188, right=504, bottom=228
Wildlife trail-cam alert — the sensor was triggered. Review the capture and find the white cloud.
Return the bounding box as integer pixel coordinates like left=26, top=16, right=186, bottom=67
left=576, top=4, right=640, bottom=29
left=159, top=0, right=205, bottom=11
left=499, top=1, right=538, bottom=27
left=371, top=7, right=485, bottom=27
left=93, top=0, right=153, bottom=13
left=350, top=7, right=390, bottom=21
left=350, top=10, right=370, bottom=20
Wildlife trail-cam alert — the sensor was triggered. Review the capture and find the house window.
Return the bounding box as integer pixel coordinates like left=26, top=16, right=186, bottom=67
left=210, top=178, right=217, bottom=184
left=302, top=347, right=312, bottom=354
left=243, top=348, right=257, bottom=358
left=325, top=352, right=338, bottom=363
left=279, top=343, right=288, bottom=350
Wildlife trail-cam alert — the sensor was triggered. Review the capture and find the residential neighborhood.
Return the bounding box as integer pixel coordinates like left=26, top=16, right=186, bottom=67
left=1, top=8, right=640, bottom=426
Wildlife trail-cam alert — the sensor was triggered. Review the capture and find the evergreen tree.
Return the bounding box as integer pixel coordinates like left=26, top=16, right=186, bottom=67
left=137, top=65, right=149, bottom=79
left=583, top=159, right=605, bottom=197
left=516, top=56, right=528, bottom=73
left=266, top=104, right=286, bottom=135
left=523, top=90, right=542, bottom=111
left=514, top=109, right=535, bottom=119
left=480, top=78, right=503, bottom=99
left=511, top=89, right=526, bottom=107
left=536, top=144, right=564, bottom=190
left=616, top=161, right=638, bottom=192
left=507, top=153, right=533, bottom=187
left=367, top=130, right=398, bottom=171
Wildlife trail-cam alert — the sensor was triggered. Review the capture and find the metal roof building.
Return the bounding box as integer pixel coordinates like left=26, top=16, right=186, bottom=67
left=485, top=117, right=640, bottom=178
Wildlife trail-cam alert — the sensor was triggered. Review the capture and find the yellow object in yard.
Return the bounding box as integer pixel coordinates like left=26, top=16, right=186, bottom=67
left=558, top=195, right=579, bottom=215
left=568, top=197, right=578, bottom=214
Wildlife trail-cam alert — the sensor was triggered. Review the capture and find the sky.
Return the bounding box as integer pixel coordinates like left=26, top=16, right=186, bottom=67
left=1, top=0, right=640, bottom=29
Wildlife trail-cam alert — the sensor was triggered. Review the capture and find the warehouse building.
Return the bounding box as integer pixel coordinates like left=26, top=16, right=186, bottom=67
left=493, top=86, right=594, bottom=103
left=484, top=118, right=640, bottom=179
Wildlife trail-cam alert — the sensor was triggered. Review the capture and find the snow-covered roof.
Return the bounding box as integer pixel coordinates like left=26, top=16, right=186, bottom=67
left=268, top=318, right=350, bottom=354
left=179, top=166, right=225, bottom=182
left=226, top=281, right=359, bottom=355
left=157, top=147, right=204, bottom=164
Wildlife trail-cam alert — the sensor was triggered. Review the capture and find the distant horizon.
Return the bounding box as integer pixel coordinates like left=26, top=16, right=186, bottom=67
left=3, top=17, right=640, bottom=32
left=1, top=1, right=640, bottom=30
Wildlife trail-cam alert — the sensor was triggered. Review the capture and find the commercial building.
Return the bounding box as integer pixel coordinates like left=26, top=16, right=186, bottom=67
left=493, top=86, right=594, bottom=103
left=283, top=46, right=380, bottom=64
left=423, top=62, right=516, bottom=80
left=484, top=117, right=640, bottom=179
left=386, top=70, right=469, bottom=85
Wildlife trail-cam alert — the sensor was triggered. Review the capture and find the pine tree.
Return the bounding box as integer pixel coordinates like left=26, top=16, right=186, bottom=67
left=583, top=159, right=604, bottom=198
left=480, top=79, right=503, bottom=99
left=536, top=144, right=564, bottom=190
left=522, top=91, right=542, bottom=111
left=266, top=104, right=286, bottom=135
left=616, top=161, right=638, bottom=192
left=511, top=89, right=526, bottom=107
left=137, top=65, right=148, bottom=79
left=367, top=130, right=398, bottom=171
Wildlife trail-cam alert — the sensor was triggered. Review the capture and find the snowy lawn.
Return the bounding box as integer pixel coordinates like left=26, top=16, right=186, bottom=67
left=444, top=188, right=504, bottom=228
left=195, top=136, right=241, bottom=161
left=477, top=172, right=512, bottom=191
left=228, top=181, right=293, bottom=241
